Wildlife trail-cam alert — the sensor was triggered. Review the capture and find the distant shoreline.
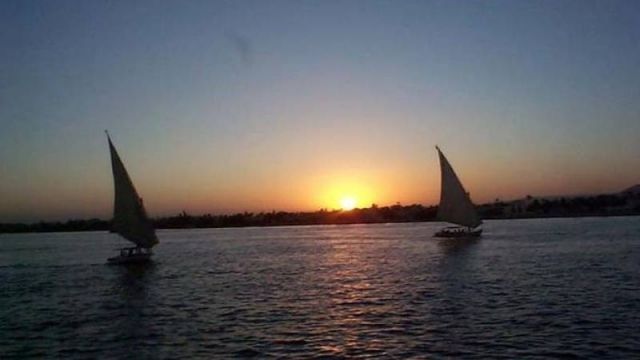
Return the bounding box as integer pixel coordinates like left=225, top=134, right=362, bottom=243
left=2, top=213, right=640, bottom=235
left=2, top=192, right=639, bottom=234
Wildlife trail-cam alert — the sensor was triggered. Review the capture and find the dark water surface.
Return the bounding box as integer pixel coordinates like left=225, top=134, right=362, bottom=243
left=1, top=217, right=640, bottom=358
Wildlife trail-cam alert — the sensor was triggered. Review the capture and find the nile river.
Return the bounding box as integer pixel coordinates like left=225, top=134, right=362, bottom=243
left=1, top=217, right=639, bottom=358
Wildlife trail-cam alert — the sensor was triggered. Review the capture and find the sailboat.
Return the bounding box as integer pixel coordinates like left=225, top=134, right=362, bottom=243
left=105, top=131, right=159, bottom=264
left=434, top=146, right=483, bottom=238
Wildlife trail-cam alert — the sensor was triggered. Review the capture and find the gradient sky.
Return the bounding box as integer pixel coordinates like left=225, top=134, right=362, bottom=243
left=2, top=0, right=639, bottom=222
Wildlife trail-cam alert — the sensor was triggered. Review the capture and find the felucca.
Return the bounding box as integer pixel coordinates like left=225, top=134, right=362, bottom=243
left=434, top=146, right=482, bottom=238
left=106, top=131, right=158, bottom=264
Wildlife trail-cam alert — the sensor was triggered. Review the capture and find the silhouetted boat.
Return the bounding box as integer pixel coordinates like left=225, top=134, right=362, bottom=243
left=434, top=146, right=482, bottom=238
left=106, top=131, right=158, bottom=264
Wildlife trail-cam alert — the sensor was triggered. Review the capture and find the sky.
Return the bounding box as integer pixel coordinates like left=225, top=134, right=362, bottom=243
left=1, top=0, right=639, bottom=222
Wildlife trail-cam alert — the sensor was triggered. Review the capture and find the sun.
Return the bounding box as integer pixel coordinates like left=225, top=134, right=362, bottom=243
left=340, top=197, right=357, bottom=211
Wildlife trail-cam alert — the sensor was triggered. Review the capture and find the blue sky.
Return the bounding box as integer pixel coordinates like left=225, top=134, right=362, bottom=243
left=1, top=0, right=639, bottom=222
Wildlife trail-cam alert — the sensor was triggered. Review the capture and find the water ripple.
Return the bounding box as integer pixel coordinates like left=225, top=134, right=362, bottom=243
left=1, top=219, right=640, bottom=358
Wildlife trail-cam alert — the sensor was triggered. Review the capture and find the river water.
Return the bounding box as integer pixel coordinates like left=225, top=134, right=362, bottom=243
left=1, top=217, right=639, bottom=358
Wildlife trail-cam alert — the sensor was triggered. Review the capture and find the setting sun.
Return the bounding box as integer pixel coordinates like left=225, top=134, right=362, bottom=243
left=309, top=174, right=385, bottom=211
left=340, top=197, right=357, bottom=211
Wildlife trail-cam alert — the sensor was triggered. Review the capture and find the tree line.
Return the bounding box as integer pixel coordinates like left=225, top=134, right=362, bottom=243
left=1, top=192, right=639, bottom=233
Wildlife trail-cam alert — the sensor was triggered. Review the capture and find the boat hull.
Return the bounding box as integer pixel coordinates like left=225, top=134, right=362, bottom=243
left=434, top=227, right=482, bottom=238
left=107, top=247, right=153, bottom=265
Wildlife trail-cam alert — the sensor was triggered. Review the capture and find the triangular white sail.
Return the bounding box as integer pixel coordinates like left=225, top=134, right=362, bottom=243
left=107, top=133, right=158, bottom=248
left=436, top=146, right=482, bottom=228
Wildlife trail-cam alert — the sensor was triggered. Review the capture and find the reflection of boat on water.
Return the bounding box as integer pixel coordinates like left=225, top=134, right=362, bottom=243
left=438, top=236, right=480, bottom=255
left=434, top=146, right=482, bottom=238
left=103, top=263, right=158, bottom=359
left=106, top=131, right=159, bottom=264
